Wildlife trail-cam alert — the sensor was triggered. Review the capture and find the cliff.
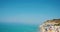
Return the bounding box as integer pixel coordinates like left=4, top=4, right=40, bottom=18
left=40, top=19, right=60, bottom=32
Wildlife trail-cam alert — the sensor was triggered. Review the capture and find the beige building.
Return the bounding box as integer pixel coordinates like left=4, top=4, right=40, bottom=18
left=40, top=19, right=60, bottom=32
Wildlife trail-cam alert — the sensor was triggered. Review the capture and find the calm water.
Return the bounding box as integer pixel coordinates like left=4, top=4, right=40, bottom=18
left=0, top=23, right=39, bottom=32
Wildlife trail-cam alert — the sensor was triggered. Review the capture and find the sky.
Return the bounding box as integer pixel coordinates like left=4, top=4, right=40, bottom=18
left=0, top=0, right=60, bottom=25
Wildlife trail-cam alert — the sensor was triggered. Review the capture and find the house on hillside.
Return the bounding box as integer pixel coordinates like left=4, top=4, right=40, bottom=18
left=40, top=19, right=60, bottom=32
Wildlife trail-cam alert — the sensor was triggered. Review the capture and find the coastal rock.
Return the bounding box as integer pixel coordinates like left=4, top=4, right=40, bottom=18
left=40, top=19, right=60, bottom=32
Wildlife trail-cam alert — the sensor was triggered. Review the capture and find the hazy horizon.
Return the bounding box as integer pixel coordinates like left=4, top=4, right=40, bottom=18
left=0, top=0, right=60, bottom=25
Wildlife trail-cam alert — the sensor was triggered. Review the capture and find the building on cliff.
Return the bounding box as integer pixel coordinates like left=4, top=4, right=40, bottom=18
left=40, top=19, right=60, bottom=32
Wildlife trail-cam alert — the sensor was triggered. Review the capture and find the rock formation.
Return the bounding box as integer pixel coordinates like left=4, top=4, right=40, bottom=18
left=40, top=19, right=60, bottom=32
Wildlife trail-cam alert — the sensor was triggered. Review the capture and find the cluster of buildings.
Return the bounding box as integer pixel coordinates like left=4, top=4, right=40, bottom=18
left=40, top=19, right=60, bottom=32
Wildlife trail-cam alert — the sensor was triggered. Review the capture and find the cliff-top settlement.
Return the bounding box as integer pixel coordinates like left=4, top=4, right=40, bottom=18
left=40, top=19, right=60, bottom=32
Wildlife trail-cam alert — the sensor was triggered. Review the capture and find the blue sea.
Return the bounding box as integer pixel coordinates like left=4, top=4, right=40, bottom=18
left=0, top=22, right=39, bottom=32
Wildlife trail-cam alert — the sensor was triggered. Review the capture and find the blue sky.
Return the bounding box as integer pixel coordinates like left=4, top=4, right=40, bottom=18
left=0, top=0, right=60, bottom=24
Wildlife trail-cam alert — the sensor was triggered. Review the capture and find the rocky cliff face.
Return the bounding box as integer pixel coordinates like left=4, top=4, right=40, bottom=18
left=40, top=19, right=60, bottom=32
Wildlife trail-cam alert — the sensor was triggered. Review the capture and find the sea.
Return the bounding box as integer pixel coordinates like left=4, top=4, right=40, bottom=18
left=0, top=22, right=40, bottom=32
